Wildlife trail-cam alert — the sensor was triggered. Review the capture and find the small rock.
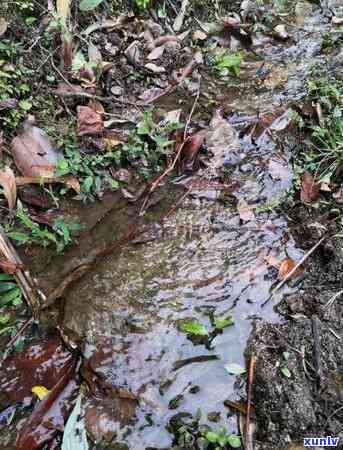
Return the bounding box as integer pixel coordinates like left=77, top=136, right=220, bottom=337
left=145, top=63, right=166, bottom=73
left=112, top=169, right=131, bottom=183
left=193, top=30, right=207, bottom=41
left=274, top=24, right=289, bottom=40
left=111, top=86, right=123, bottom=96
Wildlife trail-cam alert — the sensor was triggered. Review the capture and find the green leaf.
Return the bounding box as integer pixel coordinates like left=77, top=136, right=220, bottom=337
left=205, top=432, right=219, bottom=443
left=0, top=287, right=21, bottom=307
left=79, top=0, right=104, bottom=11
left=0, top=282, right=17, bottom=293
left=0, top=314, right=10, bottom=325
left=224, top=363, right=246, bottom=376
left=83, top=176, right=93, bottom=192
left=7, top=232, right=30, bottom=242
left=0, top=274, right=14, bottom=281
left=19, top=99, right=32, bottom=111
left=227, top=435, right=241, bottom=448
left=62, top=396, right=89, bottom=450
left=214, top=316, right=234, bottom=330
left=280, top=367, right=291, bottom=378
left=179, top=320, right=208, bottom=336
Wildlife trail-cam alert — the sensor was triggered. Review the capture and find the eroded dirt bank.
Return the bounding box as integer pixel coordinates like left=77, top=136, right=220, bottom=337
left=0, top=0, right=342, bottom=449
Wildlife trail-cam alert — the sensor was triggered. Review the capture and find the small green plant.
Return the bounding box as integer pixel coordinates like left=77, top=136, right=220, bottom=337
left=135, top=0, right=150, bottom=10
left=121, top=111, right=182, bottom=178
left=170, top=410, right=241, bottom=449
left=0, top=273, right=22, bottom=337
left=212, top=50, right=242, bottom=77
left=8, top=207, right=81, bottom=254
left=300, top=75, right=343, bottom=182
left=201, top=427, right=241, bottom=449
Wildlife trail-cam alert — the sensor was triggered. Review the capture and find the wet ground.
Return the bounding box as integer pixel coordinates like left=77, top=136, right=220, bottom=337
left=1, top=0, right=343, bottom=449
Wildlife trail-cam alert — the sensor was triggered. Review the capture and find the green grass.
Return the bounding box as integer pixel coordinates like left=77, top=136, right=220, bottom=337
left=301, top=75, right=343, bottom=182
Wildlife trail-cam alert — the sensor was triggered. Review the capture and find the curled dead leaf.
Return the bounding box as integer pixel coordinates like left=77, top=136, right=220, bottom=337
left=300, top=171, right=320, bottom=203
left=278, top=258, right=304, bottom=281
left=77, top=106, right=104, bottom=137
left=11, top=119, right=60, bottom=177
left=0, top=166, right=16, bottom=210
left=0, top=256, right=24, bottom=274
left=237, top=199, right=255, bottom=222
left=265, top=255, right=304, bottom=280
left=181, top=130, right=207, bottom=171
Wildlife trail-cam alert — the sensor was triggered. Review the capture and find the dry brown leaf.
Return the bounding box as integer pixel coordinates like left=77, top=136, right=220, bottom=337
left=264, top=255, right=281, bottom=270
left=300, top=171, right=320, bottom=203
left=89, top=100, right=105, bottom=115
left=0, top=17, right=8, bottom=37
left=0, top=256, right=23, bottom=274
left=278, top=258, right=304, bottom=280
left=104, top=134, right=124, bottom=148
left=64, top=176, right=81, bottom=194
left=77, top=106, right=104, bottom=137
left=147, top=45, right=165, bottom=61
left=181, top=130, right=207, bottom=171
left=88, top=43, right=102, bottom=65
left=11, top=119, right=59, bottom=177
left=237, top=199, right=255, bottom=222
left=0, top=166, right=17, bottom=210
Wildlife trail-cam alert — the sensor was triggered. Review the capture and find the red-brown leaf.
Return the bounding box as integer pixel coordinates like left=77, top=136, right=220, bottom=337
left=77, top=106, right=104, bottom=137
left=300, top=171, right=320, bottom=203
left=181, top=130, right=207, bottom=171
left=0, top=256, right=23, bottom=274
left=0, top=166, right=16, bottom=209
left=16, top=361, right=78, bottom=450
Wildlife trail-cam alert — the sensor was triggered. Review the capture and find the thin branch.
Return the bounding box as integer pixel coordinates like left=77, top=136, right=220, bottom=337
left=262, top=235, right=327, bottom=307
left=245, top=354, right=256, bottom=450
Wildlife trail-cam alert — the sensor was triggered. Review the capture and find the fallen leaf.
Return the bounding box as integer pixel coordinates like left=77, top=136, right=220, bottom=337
left=0, top=339, right=74, bottom=404
left=77, top=106, right=104, bottom=136
left=0, top=257, right=23, bottom=274
left=147, top=45, right=165, bottom=61
left=264, top=255, right=280, bottom=269
left=16, top=361, right=78, bottom=450
left=28, top=208, right=58, bottom=226
left=88, top=43, right=102, bottom=65
left=83, top=19, right=117, bottom=35
left=62, top=396, right=89, bottom=450
left=237, top=199, right=255, bottom=222
left=124, top=41, right=142, bottom=66
left=112, top=169, right=131, bottom=183
left=300, top=171, right=320, bottom=203
left=179, top=320, right=208, bottom=336
left=278, top=257, right=304, bottom=280
left=193, top=30, right=207, bottom=41
left=145, top=63, right=165, bottom=73
left=224, top=363, right=246, bottom=375
left=11, top=118, right=60, bottom=177
left=0, top=166, right=16, bottom=210
left=181, top=129, right=207, bottom=171
left=88, top=100, right=105, bottom=115
left=18, top=186, right=52, bottom=209
left=79, top=0, right=103, bottom=11
left=56, top=82, right=84, bottom=94
left=280, top=366, right=291, bottom=378
left=32, top=386, right=50, bottom=401
left=64, top=176, right=81, bottom=194
left=0, top=17, right=8, bottom=37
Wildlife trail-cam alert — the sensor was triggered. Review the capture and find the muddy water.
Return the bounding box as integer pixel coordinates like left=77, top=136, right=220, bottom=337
left=56, top=119, right=303, bottom=449
left=4, top=1, right=336, bottom=448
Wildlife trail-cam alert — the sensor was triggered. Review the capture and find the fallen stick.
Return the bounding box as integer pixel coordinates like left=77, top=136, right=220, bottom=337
left=262, top=234, right=327, bottom=307
left=245, top=354, right=256, bottom=450
left=0, top=228, right=43, bottom=317
left=311, top=315, right=322, bottom=390
left=139, top=87, right=201, bottom=215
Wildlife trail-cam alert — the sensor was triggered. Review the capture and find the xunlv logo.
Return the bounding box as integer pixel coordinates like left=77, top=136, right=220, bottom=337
left=304, top=436, right=340, bottom=447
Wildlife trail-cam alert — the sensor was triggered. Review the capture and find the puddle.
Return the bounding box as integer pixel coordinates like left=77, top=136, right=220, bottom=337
left=53, top=117, right=303, bottom=448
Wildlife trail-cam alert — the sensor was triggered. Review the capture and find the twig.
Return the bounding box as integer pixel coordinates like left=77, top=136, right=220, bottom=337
left=139, top=86, right=201, bottom=215
left=324, top=288, right=343, bottom=310
left=262, top=235, right=327, bottom=307
left=245, top=354, right=256, bottom=450
left=0, top=228, right=43, bottom=317
left=0, top=317, right=35, bottom=364
left=311, top=315, right=322, bottom=390
left=50, top=90, right=143, bottom=107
